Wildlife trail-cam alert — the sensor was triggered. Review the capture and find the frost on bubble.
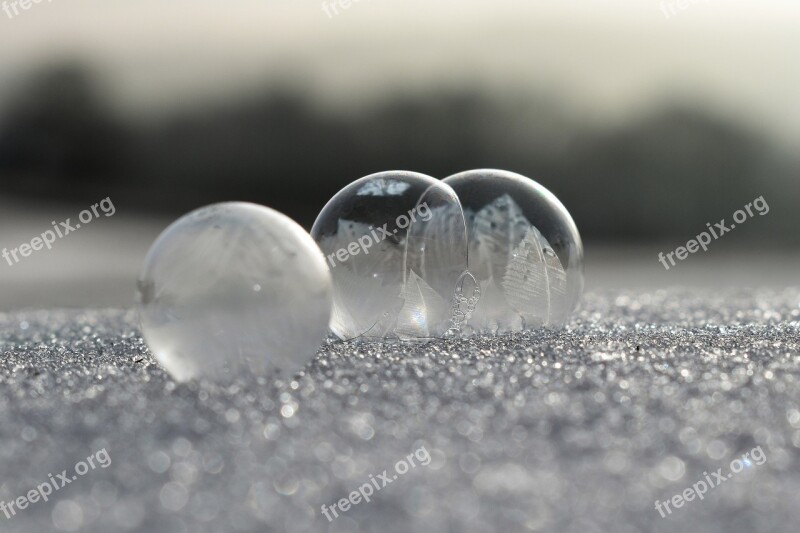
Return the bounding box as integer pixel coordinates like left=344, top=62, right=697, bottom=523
left=325, top=203, right=465, bottom=340
left=312, top=172, right=470, bottom=341
left=466, top=194, right=568, bottom=330
left=395, top=270, right=448, bottom=340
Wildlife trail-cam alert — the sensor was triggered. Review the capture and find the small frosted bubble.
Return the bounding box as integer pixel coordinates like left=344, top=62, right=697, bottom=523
left=136, top=202, right=332, bottom=381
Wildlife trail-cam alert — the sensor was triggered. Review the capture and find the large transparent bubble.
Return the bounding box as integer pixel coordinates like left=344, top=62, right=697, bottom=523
left=443, top=169, right=584, bottom=333
left=136, top=202, right=332, bottom=381
left=311, top=171, right=469, bottom=340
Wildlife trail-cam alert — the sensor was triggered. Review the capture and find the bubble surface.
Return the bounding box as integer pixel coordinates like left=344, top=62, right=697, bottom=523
left=443, top=169, right=583, bottom=332
left=311, top=171, right=468, bottom=340
left=137, top=202, right=332, bottom=381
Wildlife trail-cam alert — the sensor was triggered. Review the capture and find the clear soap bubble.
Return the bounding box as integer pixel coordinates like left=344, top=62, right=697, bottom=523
left=311, top=171, right=468, bottom=340
left=136, top=202, right=332, bottom=382
left=443, top=169, right=583, bottom=333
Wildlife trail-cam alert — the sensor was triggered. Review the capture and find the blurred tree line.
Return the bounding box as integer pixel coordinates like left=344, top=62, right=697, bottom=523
left=0, top=64, right=796, bottom=243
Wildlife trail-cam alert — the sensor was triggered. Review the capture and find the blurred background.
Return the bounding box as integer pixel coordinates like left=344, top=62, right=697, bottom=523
left=0, top=0, right=798, bottom=308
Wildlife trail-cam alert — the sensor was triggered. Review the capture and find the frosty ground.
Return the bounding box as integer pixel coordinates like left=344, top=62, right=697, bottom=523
left=0, top=289, right=798, bottom=532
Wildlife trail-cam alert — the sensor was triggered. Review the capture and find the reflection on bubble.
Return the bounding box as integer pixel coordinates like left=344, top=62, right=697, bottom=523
left=312, top=171, right=468, bottom=340
left=443, top=169, right=583, bottom=332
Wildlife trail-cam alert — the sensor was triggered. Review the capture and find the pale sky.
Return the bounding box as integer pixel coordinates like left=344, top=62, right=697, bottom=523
left=0, top=0, right=799, bottom=146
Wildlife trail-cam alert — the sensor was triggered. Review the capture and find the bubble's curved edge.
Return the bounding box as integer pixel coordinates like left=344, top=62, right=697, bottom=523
left=443, top=168, right=586, bottom=325
left=310, top=171, right=443, bottom=342
left=134, top=201, right=334, bottom=382
left=443, top=169, right=583, bottom=252
left=310, top=171, right=440, bottom=239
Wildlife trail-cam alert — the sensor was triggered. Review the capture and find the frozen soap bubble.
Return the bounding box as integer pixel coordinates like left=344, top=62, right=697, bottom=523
left=443, top=169, right=583, bottom=333
left=136, top=202, right=332, bottom=382
left=311, top=171, right=468, bottom=340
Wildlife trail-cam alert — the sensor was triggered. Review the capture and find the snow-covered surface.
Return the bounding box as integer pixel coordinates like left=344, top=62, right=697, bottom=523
left=0, top=289, right=798, bottom=532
